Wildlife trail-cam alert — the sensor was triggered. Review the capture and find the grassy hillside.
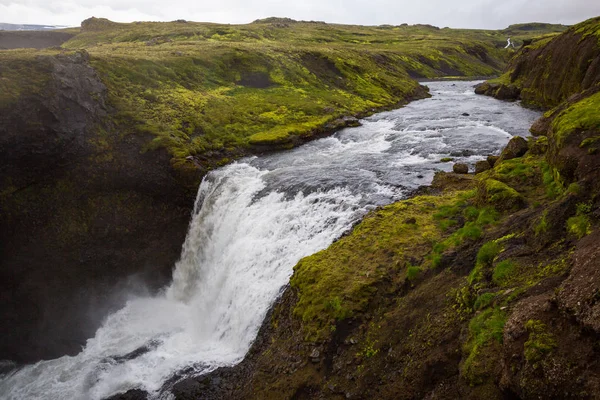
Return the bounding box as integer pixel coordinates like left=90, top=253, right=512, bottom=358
left=0, top=16, right=570, bottom=363
left=476, top=16, right=600, bottom=109
left=170, top=17, right=600, bottom=400
left=2, top=17, right=567, bottom=173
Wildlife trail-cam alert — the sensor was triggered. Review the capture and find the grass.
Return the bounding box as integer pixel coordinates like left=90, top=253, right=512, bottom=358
left=1, top=17, right=567, bottom=171
left=551, top=91, right=600, bottom=149
left=567, top=203, right=592, bottom=239
left=468, top=240, right=503, bottom=285
left=461, top=307, right=507, bottom=385
left=492, top=259, right=517, bottom=286
left=290, top=191, right=468, bottom=341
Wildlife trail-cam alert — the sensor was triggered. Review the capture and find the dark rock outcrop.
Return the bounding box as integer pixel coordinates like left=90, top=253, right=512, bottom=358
left=474, top=160, right=491, bottom=174
left=476, top=16, right=600, bottom=109
left=498, top=136, right=528, bottom=162
left=0, top=51, right=197, bottom=362
left=452, top=163, right=469, bottom=174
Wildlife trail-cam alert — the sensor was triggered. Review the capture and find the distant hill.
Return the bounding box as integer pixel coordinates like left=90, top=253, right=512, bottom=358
left=0, top=22, right=68, bottom=31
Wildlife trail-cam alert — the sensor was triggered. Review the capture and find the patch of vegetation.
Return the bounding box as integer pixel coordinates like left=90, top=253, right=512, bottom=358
left=524, top=320, right=557, bottom=364
left=473, top=292, right=496, bottom=310
left=534, top=211, right=549, bottom=236
left=492, top=259, right=517, bottom=286
left=477, top=179, right=523, bottom=210
left=461, top=308, right=506, bottom=385
left=406, top=265, right=422, bottom=281
left=551, top=91, right=600, bottom=148
left=291, top=192, right=467, bottom=340
left=468, top=240, right=502, bottom=285
left=541, top=161, right=564, bottom=199
left=430, top=195, right=498, bottom=269
left=567, top=203, right=592, bottom=239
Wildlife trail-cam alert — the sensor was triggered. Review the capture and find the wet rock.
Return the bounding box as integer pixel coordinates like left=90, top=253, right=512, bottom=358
left=452, top=163, right=469, bottom=174
left=495, top=84, right=521, bottom=101
left=498, top=136, right=528, bottom=163
left=487, top=155, right=500, bottom=167
left=474, top=160, right=491, bottom=174
left=474, top=82, right=495, bottom=95
left=462, top=112, right=470, bottom=116
left=529, top=116, right=551, bottom=136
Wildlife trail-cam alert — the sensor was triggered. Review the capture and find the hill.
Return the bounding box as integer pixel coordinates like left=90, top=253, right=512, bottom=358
left=0, top=16, right=572, bottom=363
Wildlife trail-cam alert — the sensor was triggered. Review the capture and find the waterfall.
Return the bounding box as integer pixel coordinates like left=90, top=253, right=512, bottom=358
left=0, top=81, right=541, bottom=400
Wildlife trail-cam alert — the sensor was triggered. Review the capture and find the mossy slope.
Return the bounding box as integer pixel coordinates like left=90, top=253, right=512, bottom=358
left=170, top=21, right=600, bottom=399
left=476, top=17, right=600, bottom=109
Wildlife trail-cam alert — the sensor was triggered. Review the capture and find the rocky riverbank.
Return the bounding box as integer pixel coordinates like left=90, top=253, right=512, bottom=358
left=157, top=17, right=600, bottom=400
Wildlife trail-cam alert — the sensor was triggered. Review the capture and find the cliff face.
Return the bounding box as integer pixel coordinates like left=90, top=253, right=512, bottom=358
left=165, top=18, right=600, bottom=400
left=0, top=17, right=575, bottom=366
left=0, top=18, right=526, bottom=363
left=475, top=17, right=600, bottom=109
left=0, top=51, right=196, bottom=362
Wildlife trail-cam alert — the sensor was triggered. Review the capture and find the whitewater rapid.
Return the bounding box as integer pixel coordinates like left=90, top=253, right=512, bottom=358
left=0, top=81, right=541, bottom=399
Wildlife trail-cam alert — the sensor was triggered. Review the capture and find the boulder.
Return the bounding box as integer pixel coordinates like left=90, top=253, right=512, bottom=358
left=495, top=84, right=521, bottom=101
left=453, top=163, right=469, bottom=174
left=487, top=155, right=500, bottom=167
left=498, top=136, right=528, bottom=162
left=477, top=179, right=525, bottom=211
left=475, top=160, right=491, bottom=174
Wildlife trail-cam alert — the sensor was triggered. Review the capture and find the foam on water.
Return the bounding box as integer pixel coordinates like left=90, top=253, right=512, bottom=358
left=0, top=81, right=541, bottom=399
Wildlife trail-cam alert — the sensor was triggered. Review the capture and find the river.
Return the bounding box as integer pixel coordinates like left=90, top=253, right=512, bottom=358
left=0, top=81, right=541, bottom=399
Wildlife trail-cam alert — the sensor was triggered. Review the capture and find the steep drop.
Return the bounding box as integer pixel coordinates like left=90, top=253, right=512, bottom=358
left=0, top=81, right=540, bottom=399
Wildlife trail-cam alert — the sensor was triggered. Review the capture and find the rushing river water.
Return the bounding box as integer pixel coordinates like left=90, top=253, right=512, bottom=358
left=0, top=81, right=541, bottom=399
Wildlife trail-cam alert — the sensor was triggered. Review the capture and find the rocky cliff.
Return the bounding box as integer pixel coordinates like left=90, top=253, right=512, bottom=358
left=475, top=16, right=600, bottom=108
left=0, top=17, right=573, bottom=366
left=0, top=50, right=195, bottom=362
left=164, top=17, right=600, bottom=400
left=0, top=17, right=531, bottom=363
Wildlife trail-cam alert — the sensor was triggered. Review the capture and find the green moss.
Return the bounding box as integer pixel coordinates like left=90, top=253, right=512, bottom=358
left=473, top=293, right=496, bottom=310
left=493, top=158, right=537, bottom=184
left=524, top=320, right=557, bottom=363
left=406, top=265, right=422, bottom=281
left=468, top=240, right=502, bottom=285
left=461, top=308, right=506, bottom=385
left=492, top=259, right=517, bottom=286
left=534, top=211, right=549, bottom=236
left=567, top=216, right=591, bottom=239
left=477, top=179, right=523, bottom=210
left=440, top=157, right=454, bottom=162
left=566, top=203, right=592, bottom=239
left=551, top=91, right=600, bottom=148
left=541, top=161, right=564, bottom=199
left=290, top=192, right=466, bottom=341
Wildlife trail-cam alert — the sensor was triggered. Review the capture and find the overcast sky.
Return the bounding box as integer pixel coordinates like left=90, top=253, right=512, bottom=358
left=1, top=0, right=599, bottom=29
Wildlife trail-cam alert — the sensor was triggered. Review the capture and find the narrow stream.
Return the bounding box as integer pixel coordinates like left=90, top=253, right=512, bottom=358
left=0, top=81, right=541, bottom=399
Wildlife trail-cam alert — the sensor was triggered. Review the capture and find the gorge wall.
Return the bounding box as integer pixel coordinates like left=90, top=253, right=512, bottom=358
left=167, top=17, right=600, bottom=400
left=0, top=17, right=570, bottom=366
